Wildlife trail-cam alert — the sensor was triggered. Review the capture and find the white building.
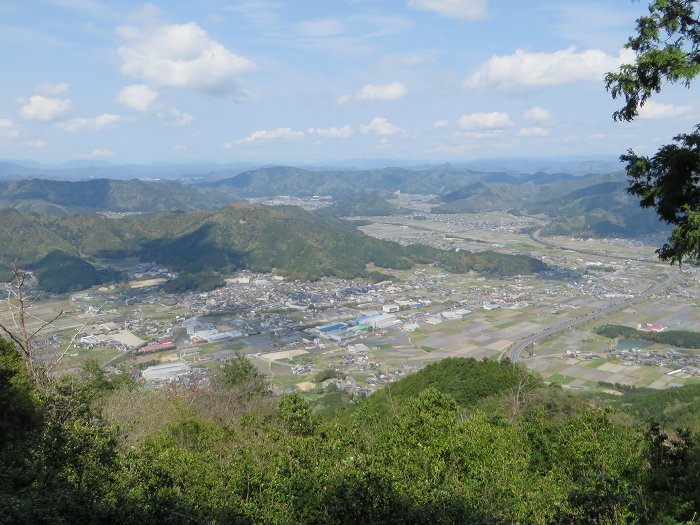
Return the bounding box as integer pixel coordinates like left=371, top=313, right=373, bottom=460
left=142, top=361, right=191, bottom=382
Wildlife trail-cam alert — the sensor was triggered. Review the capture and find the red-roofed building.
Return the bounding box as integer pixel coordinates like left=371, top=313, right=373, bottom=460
left=139, top=341, right=177, bottom=354
left=637, top=322, right=667, bottom=333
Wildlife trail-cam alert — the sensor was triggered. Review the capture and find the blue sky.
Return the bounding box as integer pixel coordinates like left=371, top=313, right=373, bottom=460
left=0, top=0, right=696, bottom=164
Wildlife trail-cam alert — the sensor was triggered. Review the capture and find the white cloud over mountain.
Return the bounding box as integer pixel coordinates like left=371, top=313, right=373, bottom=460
left=235, top=127, right=305, bottom=145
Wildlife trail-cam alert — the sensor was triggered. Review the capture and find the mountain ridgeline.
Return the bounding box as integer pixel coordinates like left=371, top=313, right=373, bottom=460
left=0, top=178, right=237, bottom=215
left=0, top=205, right=546, bottom=292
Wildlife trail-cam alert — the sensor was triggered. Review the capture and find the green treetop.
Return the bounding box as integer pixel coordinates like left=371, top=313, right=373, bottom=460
left=606, top=0, right=700, bottom=264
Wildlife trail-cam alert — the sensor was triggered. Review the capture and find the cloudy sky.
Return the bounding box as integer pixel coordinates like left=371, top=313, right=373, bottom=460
left=0, top=0, right=696, bottom=164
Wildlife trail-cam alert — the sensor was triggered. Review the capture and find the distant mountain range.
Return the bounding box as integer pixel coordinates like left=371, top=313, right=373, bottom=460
left=0, top=161, right=669, bottom=240
left=432, top=172, right=669, bottom=238
left=0, top=178, right=237, bottom=215
left=0, top=205, right=546, bottom=292
left=197, top=165, right=585, bottom=197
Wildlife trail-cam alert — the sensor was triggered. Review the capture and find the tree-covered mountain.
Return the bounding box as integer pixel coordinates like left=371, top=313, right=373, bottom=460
left=316, top=193, right=398, bottom=217
left=536, top=181, right=668, bottom=237
left=0, top=204, right=546, bottom=290
left=431, top=172, right=669, bottom=237
left=0, top=178, right=237, bottom=215
left=30, top=251, right=125, bottom=293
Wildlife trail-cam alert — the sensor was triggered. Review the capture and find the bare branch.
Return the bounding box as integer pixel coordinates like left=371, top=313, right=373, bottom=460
left=0, top=321, right=26, bottom=350
left=45, top=304, right=104, bottom=376
left=29, top=309, right=64, bottom=341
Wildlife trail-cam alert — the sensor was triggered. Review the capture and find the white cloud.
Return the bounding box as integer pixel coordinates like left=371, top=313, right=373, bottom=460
left=58, top=113, right=121, bottom=132
left=90, top=149, right=113, bottom=158
left=118, top=21, right=255, bottom=95
left=339, top=81, right=408, bottom=104
left=458, top=111, right=513, bottom=129
left=523, top=106, right=552, bottom=123
left=26, top=139, right=48, bottom=149
left=518, top=126, right=550, bottom=137
left=236, top=127, right=304, bottom=144
left=356, top=81, right=407, bottom=101
left=637, top=100, right=692, bottom=120
left=433, top=119, right=449, bottom=129
left=407, top=0, right=487, bottom=20
left=452, top=129, right=504, bottom=139
left=0, top=119, right=20, bottom=140
left=75, top=149, right=113, bottom=159
left=297, top=18, right=344, bottom=37
left=35, top=82, right=69, bottom=96
left=361, top=117, right=404, bottom=136
left=17, top=95, right=72, bottom=122
left=172, top=144, right=187, bottom=152
left=157, top=108, right=194, bottom=126
left=466, top=46, right=635, bottom=91
left=307, top=125, right=353, bottom=138
left=116, top=84, right=159, bottom=112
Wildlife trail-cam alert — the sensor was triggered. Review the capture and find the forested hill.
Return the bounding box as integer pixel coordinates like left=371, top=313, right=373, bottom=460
left=0, top=205, right=546, bottom=291
left=316, top=193, right=398, bottom=217
left=0, top=178, right=236, bottom=215
left=2, top=347, right=698, bottom=524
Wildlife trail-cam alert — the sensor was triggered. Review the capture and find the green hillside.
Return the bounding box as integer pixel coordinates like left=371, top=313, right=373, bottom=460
left=0, top=178, right=236, bottom=215
left=317, top=193, right=397, bottom=217
left=0, top=204, right=546, bottom=290
left=535, top=181, right=668, bottom=237
left=361, top=357, right=533, bottom=415
left=30, top=251, right=124, bottom=293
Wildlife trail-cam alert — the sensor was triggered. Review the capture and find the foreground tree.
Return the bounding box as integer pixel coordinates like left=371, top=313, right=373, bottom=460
left=606, top=0, right=700, bottom=264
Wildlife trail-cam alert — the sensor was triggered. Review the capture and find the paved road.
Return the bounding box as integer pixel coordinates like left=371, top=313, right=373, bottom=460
left=505, top=271, right=678, bottom=362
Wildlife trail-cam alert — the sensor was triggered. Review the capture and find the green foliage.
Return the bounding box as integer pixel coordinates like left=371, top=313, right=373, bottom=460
left=0, top=338, right=38, bottom=444
left=363, top=357, right=536, bottom=414
left=278, top=391, right=314, bottom=436
left=218, top=354, right=269, bottom=396
left=606, top=1, right=700, bottom=263
left=605, top=0, right=700, bottom=123
left=3, top=342, right=700, bottom=524
left=314, top=368, right=344, bottom=383
left=621, top=130, right=700, bottom=263
left=590, top=382, right=700, bottom=433
left=595, top=324, right=700, bottom=348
